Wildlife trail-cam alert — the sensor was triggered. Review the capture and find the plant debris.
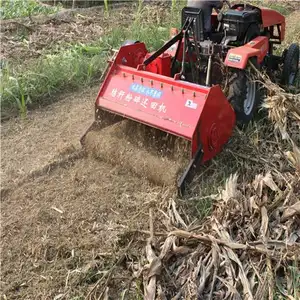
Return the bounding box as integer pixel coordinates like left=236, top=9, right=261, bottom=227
left=122, top=61, right=300, bottom=300
left=133, top=169, right=299, bottom=299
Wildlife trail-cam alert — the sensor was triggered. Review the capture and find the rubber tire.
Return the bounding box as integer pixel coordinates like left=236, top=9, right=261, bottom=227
left=282, top=43, right=299, bottom=86
left=227, top=61, right=263, bottom=128
left=226, top=24, right=262, bottom=128
left=122, top=40, right=139, bottom=46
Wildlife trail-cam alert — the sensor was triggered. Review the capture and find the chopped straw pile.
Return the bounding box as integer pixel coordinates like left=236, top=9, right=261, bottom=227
left=84, top=121, right=188, bottom=187
left=126, top=70, right=300, bottom=299
left=140, top=172, right=300, bottom=299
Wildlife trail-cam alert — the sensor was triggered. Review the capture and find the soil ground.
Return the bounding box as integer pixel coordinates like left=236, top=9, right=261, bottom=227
left=1, top=5, right=300, bottom=300
left=0, top=4, right=135, bottom=62
left=1, top=84, right=169, bottom=299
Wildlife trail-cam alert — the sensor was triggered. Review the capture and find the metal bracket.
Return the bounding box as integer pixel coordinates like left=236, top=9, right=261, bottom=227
left=177, top=145, right=204, bottom=197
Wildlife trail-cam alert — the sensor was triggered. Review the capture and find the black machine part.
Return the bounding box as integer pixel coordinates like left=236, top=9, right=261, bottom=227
left=282, top=43, right=300, bottom=86
left=226, top=58, right=263, bottom=127
left=221, top=5, right=261, bottom=41
left=182, top=6, right=205, bottom=41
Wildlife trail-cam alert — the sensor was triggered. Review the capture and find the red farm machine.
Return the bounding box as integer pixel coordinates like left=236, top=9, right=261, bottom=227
left=81, top=1, right=299, bottom=195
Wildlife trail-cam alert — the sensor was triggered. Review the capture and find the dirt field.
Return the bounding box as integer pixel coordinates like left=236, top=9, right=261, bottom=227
left=0, top=4, right=175, bottom=298
left=1, top=4, right=300, bottom=300
left=1, top=84, right=173, bottom=299
left=0, top=4, right=134, bottom=62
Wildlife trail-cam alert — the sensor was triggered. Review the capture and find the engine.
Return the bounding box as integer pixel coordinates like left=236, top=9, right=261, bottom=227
left=221, top=7, right=261, bottom=40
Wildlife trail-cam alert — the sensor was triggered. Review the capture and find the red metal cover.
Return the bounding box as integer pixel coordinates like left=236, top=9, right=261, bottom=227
left=224, top=36, right=269, bottom=69
left=96, top=65, right=211, bottom=140
left=260, top=7, right=285, bottom=40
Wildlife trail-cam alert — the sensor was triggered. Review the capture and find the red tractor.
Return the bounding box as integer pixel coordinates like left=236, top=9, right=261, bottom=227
left=82, top=2, right=299, bottom=194
left=141, top=2, right=299, bottom=127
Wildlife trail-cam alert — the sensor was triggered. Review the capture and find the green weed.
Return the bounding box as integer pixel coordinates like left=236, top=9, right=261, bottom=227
left=171, top=0, right=177, bottom=11
left=0, top=0, right=60, bottom=20
left=289, top=261, right=300, bottom=299
left=0, top=45, right=107, bottom=118
left=275, top=262, right=300, bottom=299
left=104, top=0, right=108, bottom=10
left=1, top=3, right=182, bottom=118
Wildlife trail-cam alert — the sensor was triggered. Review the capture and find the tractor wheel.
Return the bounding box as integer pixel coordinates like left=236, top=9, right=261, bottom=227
left=282, top=43, right=299, bottom=86
left=227, top=61, right=263, bottom=128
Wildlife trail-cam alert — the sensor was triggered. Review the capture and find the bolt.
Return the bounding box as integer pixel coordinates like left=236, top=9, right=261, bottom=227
left=160, top=83, right=163, bottom=88
left=193, top=92, right=196, bottom=97
left=182, top=88, right=184, bottom=94
left=122, top=72, right=126, bottom=77
left=171, top=86, right=174, bottom=91
left=141, top=78, right=144, bottom=83
left=150, top=80, right=153, bottom=85
left=132, top=74, right=135, bottom=80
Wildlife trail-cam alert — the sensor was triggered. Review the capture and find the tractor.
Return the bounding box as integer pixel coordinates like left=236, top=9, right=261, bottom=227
left=81, top=2, right=299, bottom=194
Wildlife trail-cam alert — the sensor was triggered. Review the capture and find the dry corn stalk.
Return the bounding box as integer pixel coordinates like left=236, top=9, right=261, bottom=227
left=136, top=172, right=300, bottom=299
left=134, top=64, right=300, bottom=300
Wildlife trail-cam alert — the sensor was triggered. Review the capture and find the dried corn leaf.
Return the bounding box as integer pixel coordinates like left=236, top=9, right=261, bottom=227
left=281, top=201, right=300, bottom=222
left=260, top=206, right=269, bottom=240
left=262, top=172, right=279, bottom=192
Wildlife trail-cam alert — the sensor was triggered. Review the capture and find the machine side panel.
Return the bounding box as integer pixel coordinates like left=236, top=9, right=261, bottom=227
left=224, top=36, right=269, bottom=69
left=196, top=85, right=236, bottom=163
left=96, top=65, right=210, bottom=141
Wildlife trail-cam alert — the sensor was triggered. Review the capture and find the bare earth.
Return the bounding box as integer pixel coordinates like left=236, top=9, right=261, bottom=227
left=1, top=86, right=95, bottom=185
left=1, top=4, right=175, bottom=299
left=1, top=84, right=169, bottom=299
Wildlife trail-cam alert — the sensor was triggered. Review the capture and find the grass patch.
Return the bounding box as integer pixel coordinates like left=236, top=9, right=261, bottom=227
left=2, top=1, right=296, bottom=118
left=0, top=0, right=61, bottom=20
left=1, top=45, right=108, bottom=118
left=0, top=3, right=184, bottom=118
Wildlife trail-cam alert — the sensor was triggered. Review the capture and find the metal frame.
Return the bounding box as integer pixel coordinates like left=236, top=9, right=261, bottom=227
left=177, top=145, right=204, bottom=196
left=143, top=9, right=204, bottom=84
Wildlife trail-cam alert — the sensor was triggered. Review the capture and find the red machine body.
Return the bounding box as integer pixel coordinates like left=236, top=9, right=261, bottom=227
left=96, top=43, right=235, bottom=163
left=224, top=36, right=269, bottom=69
left=260, top=7, right=286, bottom=40
left=223, top=6, right=285, bottom=69
left=83, top=3, right=292, bottom=194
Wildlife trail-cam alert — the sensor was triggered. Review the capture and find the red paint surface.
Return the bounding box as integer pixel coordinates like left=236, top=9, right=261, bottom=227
left=95, top=43, right=235, bottom=161
left=260, top=7, right=285, bottom=40
left=224, top=36, right=269, bottom=69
